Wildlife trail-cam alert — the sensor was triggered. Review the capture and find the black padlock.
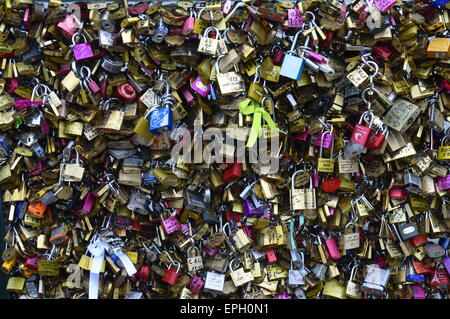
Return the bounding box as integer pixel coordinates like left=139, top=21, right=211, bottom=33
left=398, top=222, right=420, bottom=241
left=202, top=211, right=219, bottom=224
left=22, top=46, right=42, bottom=65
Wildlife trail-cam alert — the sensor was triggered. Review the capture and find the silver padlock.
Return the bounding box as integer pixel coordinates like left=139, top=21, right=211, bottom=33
left=127, top=191, right=149, bottom=215
left=152, top=19, right=168, bottom=43
left=361, top=265, right=390, bottom=296
left=101, top=10, right=117, bottom=32
left=404, top=168, right=422, bottom=194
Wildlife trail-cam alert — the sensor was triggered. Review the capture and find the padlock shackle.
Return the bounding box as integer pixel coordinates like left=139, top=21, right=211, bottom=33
left=291, top=169, right=304, bottom=190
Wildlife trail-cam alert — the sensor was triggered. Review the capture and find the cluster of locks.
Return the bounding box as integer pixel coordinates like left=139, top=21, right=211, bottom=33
left=1, top=0, right=450, bottom=300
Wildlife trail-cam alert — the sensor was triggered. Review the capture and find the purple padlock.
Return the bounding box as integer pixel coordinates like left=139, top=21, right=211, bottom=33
left=412, top=285, right=426, bottom=299
left=307, top=51, right=325, bottom=64
left=188, top=275, right=205, bottom=295
left=294, top=130, right=309, bottom=141
left=202, top=243, right=220, bottom=257
left=443, top=256, right=450, bottom=275
left=72, top=33, right=94, bottom=61
left=438, top=175, right=450, bottom=191
left=274, top=291, right=292, bottom=299
left=287, top=8, right=303, bottom=28
left=374, top=0, right=396, bottom=12
left=243, top=199, right=269, bottom=217
left=311, top=172, right=319, bottom=188
left=191, top=76, right=211, bottom=97
left=314, top=131, right=333, bottom=148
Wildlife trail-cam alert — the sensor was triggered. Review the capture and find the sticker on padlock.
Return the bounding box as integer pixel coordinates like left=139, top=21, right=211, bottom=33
left=72, top=33, right=94, bottom=61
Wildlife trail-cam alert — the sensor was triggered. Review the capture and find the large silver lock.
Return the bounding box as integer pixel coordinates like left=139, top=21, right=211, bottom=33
left=204, top=271, right=225, bottom=294
left=361, top=265, right=390, bottom=296
left=404, top=168, right=422, bottom=194
left=101, top=10, right=117, bottom=32
left=127, top=191, right=149, bottom=215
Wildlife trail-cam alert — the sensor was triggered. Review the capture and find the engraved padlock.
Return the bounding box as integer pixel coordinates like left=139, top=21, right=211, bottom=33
left=152, top=19, right=169, bottom=43
left=280, top=30, right=307, bottom=80
left=71, top=33, right=94, bottom=61
left=317, top=127, right=335, bottom=173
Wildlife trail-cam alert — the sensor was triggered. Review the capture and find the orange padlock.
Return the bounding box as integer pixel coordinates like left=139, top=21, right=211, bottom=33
left=28, top=201, right=47, bottom=218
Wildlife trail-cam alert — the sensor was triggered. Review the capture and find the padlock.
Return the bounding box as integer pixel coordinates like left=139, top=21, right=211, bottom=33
left=346, top=265, right=361, bottom=299
left=149, top=87, right=174, bottom=135
left=71, top=33, right=94, bottom=61
left=62, top=147, right=85, bottom=182
left=288, top=254, right=305, bottom=287
left=361, top=265, right=390, bottom=296
left=340, top=222, right=360, bottom=250
left=186, top=245, right=203, bottom=272
left=229, top=259, right=254, bottom=287
left=366, top=125, right=389, bottom=149
left=404, top=168, right=422, bottom=194
left=116, top=83, right=137, bottom=104
left=438, top=132, right=450, bottom=161
left=182, top=10, right=196, bottom=35
left=160, top=211, right=181, bottom=235
left=350, top=111, right=374, bottom=147
left=204, top=271, right=225, bottom=294
left=215, top=56, right=245, bottom=95
left=317, top=127, right=335, bottom=173
left=127, top=191, right=149, bottom=215
left=198, top=27, right=220, bottom=56
left=190, top=76, right=211, bottom=97
left=247, top=68, right=265, bottom=103
left=291, top=170, right=306, bottom=210
left=280, top=31, right=306, bottom=80
left=161, top=261, right=181, bottom=285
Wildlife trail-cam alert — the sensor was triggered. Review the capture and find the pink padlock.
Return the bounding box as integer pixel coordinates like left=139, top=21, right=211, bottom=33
left=314, top=131, right=333, bottom=148
left=181, top=11, right=195, bottom=35
left=412, top=285, right=426, bottom=299
left=374, top=0, right=396, bottom=12
left=307, top=51, right=325, bottom=64
left=272, top=49, right=285, bottom=65
left=181, top=87, right=194, bottom=104
left=202, top=244, right=220, bottom=257
left=161, top=214, right=181, bottom=235
left=266, top=249, right=277, bottom=263
left=311, top=171, right=319, bottom=188
left=287, top=8, right=303, bottom=28
left=72, top=33, right=94, bottom=61
left=78, top=192, right=95, bottom=217
left=6, top=78, right=18, bottom=94
left=57, top=14, right=80, bottom=38
left=324, top=235, right=341, bottom=260
left=438, top=175, right=450, bottom=191
left=191, top=76, right=211, bottom=97
left=294, top=129, right=309, bottom=141
left=188, top=275, right=205, bottom=295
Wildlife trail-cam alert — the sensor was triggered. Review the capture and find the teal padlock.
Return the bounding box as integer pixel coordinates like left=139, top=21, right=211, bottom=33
left=280, top=31, right=308, bottom=80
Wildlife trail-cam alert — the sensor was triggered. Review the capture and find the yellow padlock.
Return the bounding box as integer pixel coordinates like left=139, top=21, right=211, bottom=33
left=438, top=134, right=450, bottom=161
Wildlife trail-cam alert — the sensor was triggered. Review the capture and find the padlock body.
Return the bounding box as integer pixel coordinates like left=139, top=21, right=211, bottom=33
left=350, top=123, right=371, bottom=146
left=280, top=53, right=304, bottom=80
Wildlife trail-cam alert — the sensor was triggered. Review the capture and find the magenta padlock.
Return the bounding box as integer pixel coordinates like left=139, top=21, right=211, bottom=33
left=188, top=275, right=205, bottom=295
left=79, top=192, right=95, bottom=216
left=350, top=111, right=373, bottom=146
left=314, top=131, right=333, bottom=148
left=191, top=76, right=211, bottom=97
left=430, top=268, right=449, bottom=289
left=272, top=49, right=285, bottom=65
left=161, top=214, right=181, bottom=235
left=72, top=34, right=94, bottom=60
left=41, top=118, right=49, bottom=135
left=202, top=243, right=220, bottom=257
left=324, top=235, right=341, bottom=260
left=294, top=130, right=309, bottom=141
left=412, top=285, right=426, bottom=299
left=438, top=175, right=450, bottom=191
left=243, top=17, right=253, bottom=32
left=6, top=78, right=18, bottom=94
left=311, top=171, right=319, bottom=188
left=57, top=14, right=80, bottom=38
left=274, top=292, right=292, bottom=299
left=162, top=262, right=180, bottom=285
left=181, top=87, right=194, bottom=104
left=182, top=11, right=195, bottom=35
left=307, top=51, right=325, bottom=64
left=354, top=171, right=362, bottom=182
left=15, top=99, right=42, bottom=110
left=287, top=8, right=303, bottom=28
left=374, top=255, right=388, bottom=268
left=374, top=0, right=396, bottom=12
left=181, top=223, right=189, bottom=234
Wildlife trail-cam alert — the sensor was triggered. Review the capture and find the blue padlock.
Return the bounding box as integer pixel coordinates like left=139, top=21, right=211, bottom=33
left=149, top=105, right=173, bottom=135
left=439, top=237, right=450, bottom=250
left=280, top=31, right=308, bottom=80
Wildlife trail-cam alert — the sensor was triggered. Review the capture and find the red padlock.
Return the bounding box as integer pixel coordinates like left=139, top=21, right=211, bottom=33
left=350, top=111, right=373, bottom=146
left=409, top=234, right=428, bottom=247
left=223, top=162, right=242, bottom=182
left=162, top=262, right=180, bottom=285
left=321, top=178, right=341, bottom=193
left=137, top=264, right=150, bottom=282
left=116, top=83, right=137, bottom=103
left=24, top=256, right=41, bottom=270
left=430, top=268, right=449, bottom=289
left=366, top=126, right=388, bottom=149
